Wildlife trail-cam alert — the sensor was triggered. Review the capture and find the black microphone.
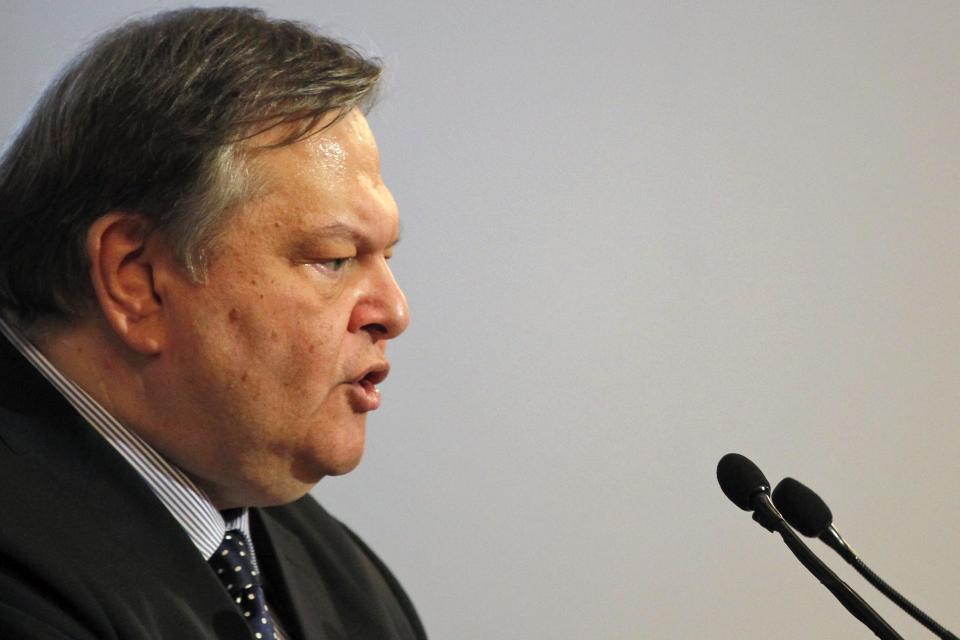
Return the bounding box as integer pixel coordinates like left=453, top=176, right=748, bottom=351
left=716, top=453, right=903, bottom=640
left=773, top=477, right=959, bottom=640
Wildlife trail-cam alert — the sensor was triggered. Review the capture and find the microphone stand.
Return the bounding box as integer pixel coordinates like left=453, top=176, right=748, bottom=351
left=819, top=525, right=959, bottom=640
left=751, top=495, right=903, bottom=640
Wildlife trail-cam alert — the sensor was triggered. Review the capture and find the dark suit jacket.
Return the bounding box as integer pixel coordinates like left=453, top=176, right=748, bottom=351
left=0, top=334, right=427, bottom=639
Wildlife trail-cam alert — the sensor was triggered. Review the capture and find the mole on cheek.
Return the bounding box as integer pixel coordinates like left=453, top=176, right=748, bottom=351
left=228, top=308, right=240, bottom=322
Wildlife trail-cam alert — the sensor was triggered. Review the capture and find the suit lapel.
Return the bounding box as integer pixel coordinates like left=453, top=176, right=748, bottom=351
left=251, top=503, right=424, bottom=640
left=252, top=508, right=345, bottom=640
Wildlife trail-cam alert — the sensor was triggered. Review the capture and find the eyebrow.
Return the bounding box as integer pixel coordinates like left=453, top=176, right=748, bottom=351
left=298, top=221, right=402, bottom=248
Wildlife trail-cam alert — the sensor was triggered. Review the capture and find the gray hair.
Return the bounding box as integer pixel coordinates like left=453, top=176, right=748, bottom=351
left=0, top=7, right=382, bottom=324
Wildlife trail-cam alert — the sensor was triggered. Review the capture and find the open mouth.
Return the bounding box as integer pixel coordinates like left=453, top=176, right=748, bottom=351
left=347, top=363, right=389, bottom=412
left=358, top=366, right=388, bottom=388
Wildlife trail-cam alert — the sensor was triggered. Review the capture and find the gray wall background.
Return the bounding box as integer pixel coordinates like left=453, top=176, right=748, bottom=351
left=3, top=1, right=959, bottom=638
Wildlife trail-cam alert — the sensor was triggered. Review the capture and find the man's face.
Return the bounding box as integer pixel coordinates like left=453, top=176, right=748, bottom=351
left=147, top=109, right=409, bottom=508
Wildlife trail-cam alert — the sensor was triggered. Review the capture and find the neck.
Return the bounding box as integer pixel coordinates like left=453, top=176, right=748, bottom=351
left=34, top=315, right=153, bottom=433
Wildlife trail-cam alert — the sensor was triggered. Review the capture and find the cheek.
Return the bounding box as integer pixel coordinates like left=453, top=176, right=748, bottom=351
left=291, top=325, right=343, bottom=386
left=262, top=313, right=345, bottom=386
left=189, top=277, right=351, bottom=384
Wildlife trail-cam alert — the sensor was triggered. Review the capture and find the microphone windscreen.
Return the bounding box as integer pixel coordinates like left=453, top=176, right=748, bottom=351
left=717, top=453, right=770, bottom=511
left=772, top=477, right=833, bottom=537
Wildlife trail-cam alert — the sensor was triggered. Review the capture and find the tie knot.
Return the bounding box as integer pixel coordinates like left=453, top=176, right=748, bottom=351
left=209, top=530, right=261, bottom=594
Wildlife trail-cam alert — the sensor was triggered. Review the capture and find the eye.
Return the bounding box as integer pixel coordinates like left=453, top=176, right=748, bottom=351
left=310, top=257, right=353, bottom=276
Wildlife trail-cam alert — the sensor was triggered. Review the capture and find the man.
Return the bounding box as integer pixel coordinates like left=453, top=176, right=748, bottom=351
left=0, top=7, right=424, bottom=639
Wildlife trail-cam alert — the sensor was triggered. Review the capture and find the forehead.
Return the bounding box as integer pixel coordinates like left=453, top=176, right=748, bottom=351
left=246, top=112, right=385, bottom=211
left=221, top=110, right=397, bottom=245
left=252, top=110, right=380, bottom=179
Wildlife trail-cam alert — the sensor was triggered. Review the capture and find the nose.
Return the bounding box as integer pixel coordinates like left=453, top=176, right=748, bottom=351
left=348, top=259, right=410, bottom=341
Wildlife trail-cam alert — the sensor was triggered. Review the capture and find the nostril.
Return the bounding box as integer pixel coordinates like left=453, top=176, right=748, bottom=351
left=362, top=322, right=388, bottom=336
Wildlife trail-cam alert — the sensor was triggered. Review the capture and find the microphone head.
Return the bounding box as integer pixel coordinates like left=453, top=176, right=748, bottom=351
left=772, top=477, right=833, bottom=537
left=717, top=453, right=771, bottom=511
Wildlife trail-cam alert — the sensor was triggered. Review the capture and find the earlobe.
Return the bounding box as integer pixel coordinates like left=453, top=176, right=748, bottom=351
left=87, top=213, right=165, bottom=355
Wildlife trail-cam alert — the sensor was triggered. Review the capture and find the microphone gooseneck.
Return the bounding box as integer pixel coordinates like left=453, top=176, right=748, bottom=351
left=773, top=477, right=959, bottom=640
left=716, top=453, right=903, bottom=640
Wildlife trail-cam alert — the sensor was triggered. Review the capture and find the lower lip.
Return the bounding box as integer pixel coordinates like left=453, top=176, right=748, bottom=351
left=347, top=380, right=381, bottom=412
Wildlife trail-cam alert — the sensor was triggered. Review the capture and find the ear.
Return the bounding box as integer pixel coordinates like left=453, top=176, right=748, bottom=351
left=86, top=213, right=166, bottom=355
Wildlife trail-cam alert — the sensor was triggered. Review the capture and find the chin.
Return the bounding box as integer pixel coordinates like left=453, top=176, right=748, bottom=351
left=245, top=420, right=367, bottom=506
left=322, top=451, right=365, bottom=477
left=313, top=438, right=368, bottom=478
left=317, top=418, right=368, bottom=477
left=290, top=433, right=366, bottom=482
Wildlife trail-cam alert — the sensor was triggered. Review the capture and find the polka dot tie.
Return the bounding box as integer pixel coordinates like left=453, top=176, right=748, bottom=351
left=208, top=530, right=278, bottom=640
